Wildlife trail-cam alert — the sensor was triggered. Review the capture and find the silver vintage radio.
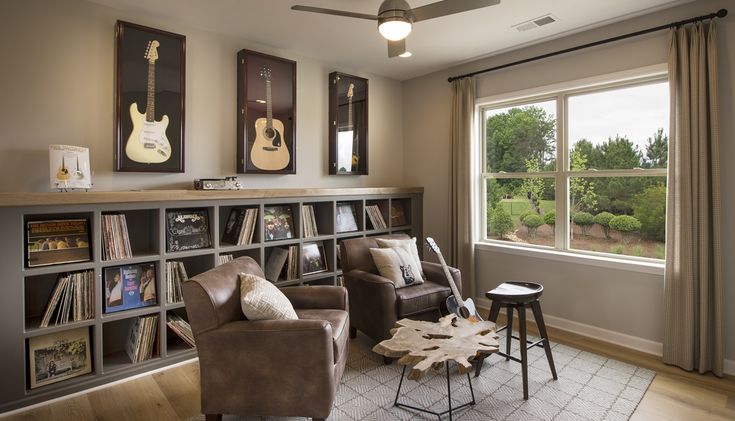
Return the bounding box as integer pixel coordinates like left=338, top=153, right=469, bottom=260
left=194, top=176, right=243, bottom=190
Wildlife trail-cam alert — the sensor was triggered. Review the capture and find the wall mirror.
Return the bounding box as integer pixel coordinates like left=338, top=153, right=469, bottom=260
left=329, top=72, right=368, bottom=175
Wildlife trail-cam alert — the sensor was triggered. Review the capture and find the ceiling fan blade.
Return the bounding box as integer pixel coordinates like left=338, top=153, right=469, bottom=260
left=291, top=5, right=378, bottom=21
left=409, top=0, right=500, bottom=22
left=387, top=38, right=406, bottom=58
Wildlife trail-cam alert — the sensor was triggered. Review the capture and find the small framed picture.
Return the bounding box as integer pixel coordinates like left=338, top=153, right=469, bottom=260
left=263, top=205, right=295, bottom=241
left=302, top=242, right=328, bottom=275
left=115, top=21, right=185, bottom=172
left=28, top=327, right=92, bottom=389
left=103, top=263, right=158, bottom=314
left=49, top=145, right=92, bottom=190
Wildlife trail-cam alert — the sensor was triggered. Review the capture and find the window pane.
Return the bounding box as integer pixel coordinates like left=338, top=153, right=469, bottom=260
left=569, top=176, right=666, bottom=259
left=486, top=178, right=555, bottom=247
left=485, top=100, right=556, bottom=173
left=568, top=82, right=669, bottom=170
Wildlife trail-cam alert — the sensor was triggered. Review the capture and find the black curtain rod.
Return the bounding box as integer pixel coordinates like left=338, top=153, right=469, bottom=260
left=447, top=8, right=728, bottom=83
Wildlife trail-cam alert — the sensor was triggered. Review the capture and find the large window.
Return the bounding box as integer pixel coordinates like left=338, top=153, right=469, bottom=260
left=481, top=76, right=668, bottom=260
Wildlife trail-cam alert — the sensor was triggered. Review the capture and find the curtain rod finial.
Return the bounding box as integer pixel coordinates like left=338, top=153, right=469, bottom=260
left=716, top=9, right=727, bottom=18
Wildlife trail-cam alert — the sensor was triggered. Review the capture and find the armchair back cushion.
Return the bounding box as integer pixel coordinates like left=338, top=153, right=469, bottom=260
left=183, top=256, right=263, bottom=336
left=341, top=234, right=411, bottom=274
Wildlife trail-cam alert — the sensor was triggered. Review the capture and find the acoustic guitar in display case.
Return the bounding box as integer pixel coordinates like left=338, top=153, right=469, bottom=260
left=250, top=65, right=290, bottom=171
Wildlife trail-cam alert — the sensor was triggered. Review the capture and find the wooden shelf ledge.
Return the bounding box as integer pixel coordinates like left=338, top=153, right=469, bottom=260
left=0, top=187, right=422, bottom=207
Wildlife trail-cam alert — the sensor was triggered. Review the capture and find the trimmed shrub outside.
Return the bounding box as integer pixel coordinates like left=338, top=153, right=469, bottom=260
left=572, top=212, right=594, bottom=237
left=521, top=214, right=544, bottom=238
left=609, top=215, right=642, bottom=244
left=544, top=210, right=555, bottom=227
left=593, top=211, right=615, bottom=239
left=489, top=206, right=514, bottom=239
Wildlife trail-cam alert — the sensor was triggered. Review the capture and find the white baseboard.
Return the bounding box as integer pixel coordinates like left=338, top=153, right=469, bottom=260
left=476, top=297, right=663, bottom=355
left=476, top=297, right=735, bottom=376
left=725, top=359, right=735, bottom=377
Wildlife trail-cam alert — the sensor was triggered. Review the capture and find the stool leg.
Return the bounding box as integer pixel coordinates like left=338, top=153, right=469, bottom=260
left=505, top=306, right=513, bottom=361
left=488, top=301, right=502, bottom=322
left=474, top=301, right=502, bottom=378
left=531, top=300, right=558, bottom=380
left=518, top=304, right=528, bottom=400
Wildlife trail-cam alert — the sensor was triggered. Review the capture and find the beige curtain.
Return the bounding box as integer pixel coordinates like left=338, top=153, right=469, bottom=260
left=450, top=78, right=475, bottom=297
left=663, top=22, right=723, bottom=376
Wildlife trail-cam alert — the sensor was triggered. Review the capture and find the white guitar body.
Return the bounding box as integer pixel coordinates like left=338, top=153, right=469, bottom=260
left=125, top=102, right=172, bottom=164
left=251, top=117, right=289, bottom=171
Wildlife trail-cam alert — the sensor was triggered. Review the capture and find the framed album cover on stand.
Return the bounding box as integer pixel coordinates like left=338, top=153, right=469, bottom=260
left=114, top=21, right=185, bottom=172
left=237, top=49, right=296, bottom=174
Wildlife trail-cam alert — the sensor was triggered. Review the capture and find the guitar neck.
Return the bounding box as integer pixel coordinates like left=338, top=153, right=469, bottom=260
left=265, top=79, right=273, bottom=129
left=435, top=251, right=462, bottom=300
left=146, top=61, right=155, bottom=122
left=347, top=97, right=353, bottom=131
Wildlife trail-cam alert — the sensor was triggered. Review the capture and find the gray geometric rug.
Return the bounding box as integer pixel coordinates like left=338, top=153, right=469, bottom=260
left=189, top=330, right=655, bottom=420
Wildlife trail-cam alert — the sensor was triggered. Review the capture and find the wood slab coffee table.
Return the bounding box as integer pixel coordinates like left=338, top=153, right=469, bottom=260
left=373, top=314, right=499, bottom=420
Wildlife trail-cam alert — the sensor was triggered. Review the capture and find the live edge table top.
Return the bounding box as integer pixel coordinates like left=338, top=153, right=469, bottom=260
left=373, top=314, right=499, bottom=380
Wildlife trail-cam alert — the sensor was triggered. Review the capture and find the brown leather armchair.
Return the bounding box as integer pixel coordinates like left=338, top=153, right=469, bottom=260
left=182, top=256, right=349, bottom=421
left=340, top=235, right=461, bottom=349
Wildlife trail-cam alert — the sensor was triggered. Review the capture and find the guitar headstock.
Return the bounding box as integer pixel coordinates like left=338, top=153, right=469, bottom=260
left=259, top=65, right=272, bottom=81
left=347, top=83, right=354, bottom=99
left=145, top=40, right=160, bottom=63
left=425, top=237, right=440, bottom=254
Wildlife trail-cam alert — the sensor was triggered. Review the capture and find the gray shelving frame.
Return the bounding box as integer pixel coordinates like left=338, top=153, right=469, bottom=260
left=0, top=189, right=422, bottom=413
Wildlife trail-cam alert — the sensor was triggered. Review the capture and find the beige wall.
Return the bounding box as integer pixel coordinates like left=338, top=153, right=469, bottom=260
left=0, top=0, right=405, bottom=192
left=403, top=0, right=735, bottom=361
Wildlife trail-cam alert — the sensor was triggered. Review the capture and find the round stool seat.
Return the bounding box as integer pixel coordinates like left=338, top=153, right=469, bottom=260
left=485, top=281, right=543, bottom=304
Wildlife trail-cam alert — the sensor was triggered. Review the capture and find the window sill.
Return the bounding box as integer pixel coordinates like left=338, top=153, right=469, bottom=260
left=474, top=241, right=665, bottom=276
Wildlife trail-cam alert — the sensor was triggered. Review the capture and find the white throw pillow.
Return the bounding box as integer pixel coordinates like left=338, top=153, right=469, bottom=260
left=239, top=273, right=298, bottom=320
left=375, top=237, right=425, bottom=279
left=369, top=247, right=425, bottom=289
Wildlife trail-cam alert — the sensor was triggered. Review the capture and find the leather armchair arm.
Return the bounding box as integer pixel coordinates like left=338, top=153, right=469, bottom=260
left=196, top=319, right=335, bottom=414
left=281, top=285, right=348, bottom=311
left=343, top=269, right=398, bottom=341
left=422, top=261, right=462, bottom=294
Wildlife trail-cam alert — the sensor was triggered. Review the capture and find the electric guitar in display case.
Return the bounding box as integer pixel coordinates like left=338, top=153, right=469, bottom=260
left=125, top=40, right=172, bottom=164
left=425, top=237, right=482, bottom=323
left=346, top=83, right=360, bottom=171
left=250, top=65, right=290, bottom=171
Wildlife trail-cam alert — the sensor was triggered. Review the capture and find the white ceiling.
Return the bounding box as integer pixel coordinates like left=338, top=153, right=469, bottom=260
left=89, top=0, right=693, bottom=80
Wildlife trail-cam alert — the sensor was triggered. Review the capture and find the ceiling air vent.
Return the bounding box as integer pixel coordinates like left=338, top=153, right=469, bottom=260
left=513, top=14, right=558, bottom=32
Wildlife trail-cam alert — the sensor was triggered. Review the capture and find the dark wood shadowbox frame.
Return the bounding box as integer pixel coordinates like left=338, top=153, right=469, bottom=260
left=237, top=49, right=297, bottom=174
left=329, top=72, right=368, bottom=175
left=114, top=21, right=186, bottom=172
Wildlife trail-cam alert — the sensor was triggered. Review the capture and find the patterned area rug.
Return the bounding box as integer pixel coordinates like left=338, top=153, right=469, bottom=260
left=189, top=330, right=655, bottom=420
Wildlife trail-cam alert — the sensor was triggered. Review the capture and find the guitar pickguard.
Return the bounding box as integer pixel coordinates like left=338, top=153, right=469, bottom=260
left=125, top=102, right=172, bottom=164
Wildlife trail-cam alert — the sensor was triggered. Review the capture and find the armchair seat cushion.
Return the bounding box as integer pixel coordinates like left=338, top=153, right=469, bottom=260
left=396, top=280, right=452, bottom=317
left=296, top=309, right=349, bottom=364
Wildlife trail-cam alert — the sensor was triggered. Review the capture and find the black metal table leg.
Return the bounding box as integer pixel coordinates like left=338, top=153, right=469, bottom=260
left=393, top=361, right=476, bottom=420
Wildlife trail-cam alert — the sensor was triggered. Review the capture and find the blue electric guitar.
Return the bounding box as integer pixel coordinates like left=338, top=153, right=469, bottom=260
left=425, top=237, right=482, bottom=322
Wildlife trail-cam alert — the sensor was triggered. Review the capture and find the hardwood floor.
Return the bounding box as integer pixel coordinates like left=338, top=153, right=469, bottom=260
left=2, top=322, right=733, bottom=421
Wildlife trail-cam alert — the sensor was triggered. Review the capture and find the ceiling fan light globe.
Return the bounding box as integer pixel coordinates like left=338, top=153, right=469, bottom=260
left=378, top=19, right=412, bottom=41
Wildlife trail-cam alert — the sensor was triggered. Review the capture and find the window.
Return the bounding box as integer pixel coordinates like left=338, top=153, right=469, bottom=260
left=480, top=76, right=668, bottom=260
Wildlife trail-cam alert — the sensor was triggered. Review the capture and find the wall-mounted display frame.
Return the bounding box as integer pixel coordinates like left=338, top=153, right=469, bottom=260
left=237, top=49, right=297, bottom=174
left=115, top=21, right=185, bottom=173
left=329, top=72, right=368, bottom=175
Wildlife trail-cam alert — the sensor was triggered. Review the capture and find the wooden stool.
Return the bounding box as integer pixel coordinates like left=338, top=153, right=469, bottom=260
left=474, top=281, right=557, bottom=400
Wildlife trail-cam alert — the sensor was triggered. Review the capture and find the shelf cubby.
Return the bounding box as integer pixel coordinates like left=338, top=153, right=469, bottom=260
left=264, top=244, right=300, bottom=283
left=24, top=326, right=96, bottom=392
left=164, top=207, right=215, bottom=254
left=389, top=197, right=412, bottom=228
left=365, top=199, right=389, bottom=231
left=101, top=209, right=160, bottom=260
left=302, top=201, right=334, bottom=237
left=220, top=248, right=260, bottom=267
left=102, top=315, right=160, bottom=373
left=218, top=204, right=261, bottom=247
left=335, top=201, right=363, bottom=234
left=165, top=307, right=194, bottom=357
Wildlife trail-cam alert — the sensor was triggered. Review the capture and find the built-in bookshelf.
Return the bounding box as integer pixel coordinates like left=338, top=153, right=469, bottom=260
left=0, top=187, right=422, bottom=413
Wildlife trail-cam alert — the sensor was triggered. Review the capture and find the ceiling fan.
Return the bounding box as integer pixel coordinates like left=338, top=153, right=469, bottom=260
left=291, top=0, right=501, bottom=58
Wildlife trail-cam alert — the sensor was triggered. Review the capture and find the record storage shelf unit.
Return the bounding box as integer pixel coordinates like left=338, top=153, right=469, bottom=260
left=0, top=187, right=422, bottom=413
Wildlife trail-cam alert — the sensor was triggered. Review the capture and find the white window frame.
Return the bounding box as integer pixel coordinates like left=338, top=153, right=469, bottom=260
left=475, top=64, right=668, bottom=269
